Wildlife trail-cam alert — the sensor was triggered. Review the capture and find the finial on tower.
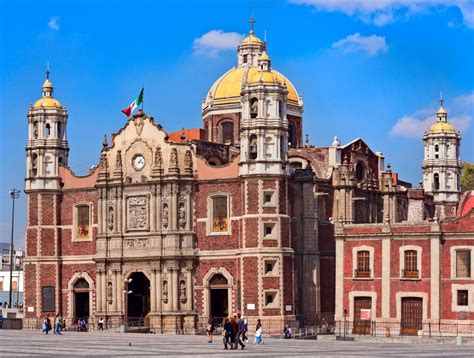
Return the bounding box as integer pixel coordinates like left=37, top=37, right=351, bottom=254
left=46, top=61, right=50, bottom=80
left=439, top=90, right=444, bottom=108
left=249, top=9, right=256, bottom=34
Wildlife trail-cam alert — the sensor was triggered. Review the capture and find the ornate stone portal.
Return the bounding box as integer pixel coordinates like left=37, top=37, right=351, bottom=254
left=94, top=113, right=197, bottom=332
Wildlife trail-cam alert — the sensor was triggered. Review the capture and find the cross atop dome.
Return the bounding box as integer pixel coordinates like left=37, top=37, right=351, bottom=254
left=249, top=15, right=256, bottom=34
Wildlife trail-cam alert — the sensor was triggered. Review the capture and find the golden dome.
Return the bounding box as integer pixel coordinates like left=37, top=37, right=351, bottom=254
left=437, top=106, right=447, bottom=115
left=430, top=121, right=455, bottom=133
left=206, top=67, right=299, bottom=105
left=259, top=52, right=270, bottom=60
left=248, top=70, right=280, bottom=84
left=241, top=33, right=263, bottom=45
left=42, top=79, right=53, bottom=88
left=34, top=97, right=62, bottom=108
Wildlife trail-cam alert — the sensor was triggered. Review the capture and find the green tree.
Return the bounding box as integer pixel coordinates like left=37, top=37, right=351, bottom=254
left=461, top=161, right=474, bottom=191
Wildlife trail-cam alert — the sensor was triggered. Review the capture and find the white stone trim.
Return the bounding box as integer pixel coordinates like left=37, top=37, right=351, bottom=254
left=263, top=289, right=280, bottom=309
left=348, top=291, right=377, bottom=321
left=335, top=239, right=344, bottom=319
left=201, top=267, right=234, bottom=318
left=395, top=292, right=428, bottom=320
left=262, top=257, right=279, bottom=277
left=72, top=202, right=93, bottom=242
left=451, top=284, right=474, bottom=312
left=381, top=238, right=391, bottom=318
left=450, top=246, right=474, bottom=280
left=207, top=193, right=232, bottom=236
left=399, top=245, right=422, bottom=279
left=67, top=272, right=95, bottom=323
left=352, top=245, right=374, bottom=279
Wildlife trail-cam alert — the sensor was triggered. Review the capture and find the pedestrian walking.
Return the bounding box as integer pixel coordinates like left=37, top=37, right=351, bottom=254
left=206, top=315, right=215, bottom=343
left=98, top=317, right=105, bottom=330
left=222, top=318, right=235, bottom=350
left=54, top=313, right=62, bottom=335
left=81, top=318, right=86, bottom=332
left=42, top=316, right=51, bottom=334
left=233, top=313, right=246, bottom=350
left=254, top=319, right=263, bottom=344
left=242, top=317, right=248, bottom=342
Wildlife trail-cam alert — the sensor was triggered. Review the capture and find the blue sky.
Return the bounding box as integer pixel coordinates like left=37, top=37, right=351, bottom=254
left=0, top=0, right=473, bottom=248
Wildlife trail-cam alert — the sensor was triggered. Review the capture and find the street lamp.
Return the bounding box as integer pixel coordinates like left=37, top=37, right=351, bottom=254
left=8, top=189, right=20, bottom=309
left=123, top=278, right=132, bottom=331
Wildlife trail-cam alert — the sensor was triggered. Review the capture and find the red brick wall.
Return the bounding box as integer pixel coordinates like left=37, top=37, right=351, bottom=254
left=40, top=194, right=56, bottom=225
left=246, top=180, right=259, bottom=215
left=320, top=255, right=335, bottom=313
left=243, top=257, right=259, bottom=316
left=283, top=255, right=294, bottom=314
left=26, top=228, right=37, bottom=257
left=245, top=218, right=258, bottom=247
left=39, top=264, right=56, bottom=314
left=28, top=193, right=38, bottom=226
left=24, top=264, right=37, bottom=318
left=40, top=228, right=55, bottom=256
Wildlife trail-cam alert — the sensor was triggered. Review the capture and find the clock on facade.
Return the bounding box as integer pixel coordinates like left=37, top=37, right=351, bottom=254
left=133, top=155, right=145, bottom=171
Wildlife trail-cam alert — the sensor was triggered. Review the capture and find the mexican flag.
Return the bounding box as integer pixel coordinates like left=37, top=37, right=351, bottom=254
left=122, top=88, right=144, bottom=117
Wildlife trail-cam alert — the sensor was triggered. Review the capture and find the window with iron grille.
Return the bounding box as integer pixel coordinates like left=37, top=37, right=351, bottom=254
left=456, top=250, right=471, bottom=278
left=457, top=290, right=468, bottom=306
left=212, top=196, right=228, bottom=232
left=356, top=251, right=370, bottom=277
left=404, top=250, right=418, bottom=277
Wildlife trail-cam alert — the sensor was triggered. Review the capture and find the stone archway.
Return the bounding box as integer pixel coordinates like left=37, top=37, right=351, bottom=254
left=126, top=272, right=151, bottom=320
left=73, top=278, right=90, bottom=323
left=67, top=272, right=94, bottom=327
left=202, top=268, right=234, bottom=323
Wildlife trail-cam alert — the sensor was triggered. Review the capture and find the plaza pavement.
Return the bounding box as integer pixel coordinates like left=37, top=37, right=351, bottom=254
left=0, top=330, right=473, bottom=357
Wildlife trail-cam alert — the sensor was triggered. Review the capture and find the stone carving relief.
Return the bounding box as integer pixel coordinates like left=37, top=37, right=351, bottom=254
left=127, top=196, right=148, bottom=231
left=154, top=147, right=162, bottom=168
left=169, top=148, right=178, bottom=168
left=178, top=202, right=186, bottom=228
left=124, top=238, right=149, bottom=248
left=184, top=150, right=192, bottom=169
left=179, top=280, right=187, bottom=303
left=115, top=150, right=122, bottom=171
left=99, top=151, right=108, bottom=171
left=133, top=116, right=145, bottom=136
left=107, top=281, right=113, bottom=304
left=108, top=205, right=114, bottom=231
left=162, top=203, right=169, bottom=229
left=162, top=280, right=168, bottom=303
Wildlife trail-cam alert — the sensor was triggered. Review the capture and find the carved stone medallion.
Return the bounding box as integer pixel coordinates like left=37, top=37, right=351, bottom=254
left=126, top=195, right=149, bottom=231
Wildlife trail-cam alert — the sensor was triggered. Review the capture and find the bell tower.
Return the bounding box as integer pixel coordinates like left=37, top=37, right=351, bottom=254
left=25, top=67, right=69, bottom=191
left=422, top=97, right=461, bottom=203
left=239, top=52, right=288, bottom=176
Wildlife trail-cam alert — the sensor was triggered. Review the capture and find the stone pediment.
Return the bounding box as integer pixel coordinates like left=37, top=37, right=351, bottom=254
left=103, top=110, right=195, bottom=182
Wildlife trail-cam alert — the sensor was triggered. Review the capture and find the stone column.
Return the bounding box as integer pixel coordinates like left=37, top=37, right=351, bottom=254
left=151, top=269, right=156, bottom=312
left=431, top=237, right=441, bottom=321
left=117, top=271, right=123, bottom=316
left=171, top=184, right=178, bottom=231
left=117, top=189, right=123, bottom=233
left=334, top=237, right=344, bottom=319
left=171, top=267, right=178, bottom=311
left=150, top=190, right=156, bottom=232
left=113, top=270, right=118, bottom=312
left=157, top=186, right=162, bottom=230
left=381, top=238, right=391, bottom=319
left=101, top=272, right=107, bottom=313
left=185, top=266, right=193, bottom=310
left=96, top=270, right=102, bottom=313
left=156, top=269, right=162, bottom=312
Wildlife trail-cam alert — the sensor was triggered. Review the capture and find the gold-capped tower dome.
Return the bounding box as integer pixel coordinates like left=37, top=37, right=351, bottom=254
left=33, top=67, right=62, bottom=109
left=428, top=96, right=455, bottom=134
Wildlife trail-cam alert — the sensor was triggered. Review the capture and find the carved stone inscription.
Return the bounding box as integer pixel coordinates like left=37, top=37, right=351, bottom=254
left=41, top=286, right=55, bottom=312
left=127, top=195, right=149, bottom=231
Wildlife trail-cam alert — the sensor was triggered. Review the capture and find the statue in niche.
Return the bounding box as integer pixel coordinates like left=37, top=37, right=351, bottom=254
left=99, top=152, right=108, bottom=170
left=178, top=202, right=186, bottom=228
left=108, top=206, right=114, bottom=230
left=179, top=280, right=187, bottom=303
left=115, top=150, right=122, bottom=171
left=162, top=280, right=168, bottom=303
left=162, top=203, right=169, bottom=229
left=169, top=148, right=178, bottom=167
left=107, top=281, right=113, bottom=303
left=154, top=147, right=162, bottom=168
left=184, top=150, right=192, bottom=169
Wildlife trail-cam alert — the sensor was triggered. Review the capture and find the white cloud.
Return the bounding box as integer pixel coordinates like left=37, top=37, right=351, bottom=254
left=390, top=94, right=472, bottom=138
left=193, top=30, right=244, bottom=56
left=48, top=16, right=60, bottom=31
left=290, top=0, right=474, bottom=28
left=332, top=33, right=388, bottom=56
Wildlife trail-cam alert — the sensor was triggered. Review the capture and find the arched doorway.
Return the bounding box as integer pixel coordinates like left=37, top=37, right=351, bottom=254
left=209, top=274, right=229, bottom=320
left=73, top=278, right=90, bottom=322
left=127, top=272, right=150, bottom=319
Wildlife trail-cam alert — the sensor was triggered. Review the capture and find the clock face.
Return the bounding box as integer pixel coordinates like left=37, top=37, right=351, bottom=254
left=133, top=155, right=145, bottom=171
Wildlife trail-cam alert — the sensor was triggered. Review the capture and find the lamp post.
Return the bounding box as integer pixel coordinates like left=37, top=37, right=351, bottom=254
left=123, top=278, right=132, bottom=332
left=8, top=189, right=20, bottom=309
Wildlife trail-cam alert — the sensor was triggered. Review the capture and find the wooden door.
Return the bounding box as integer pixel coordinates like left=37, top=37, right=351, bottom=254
left=400, top=297, right=423, bottom=335
left=353, top=297, right=371, bottom=334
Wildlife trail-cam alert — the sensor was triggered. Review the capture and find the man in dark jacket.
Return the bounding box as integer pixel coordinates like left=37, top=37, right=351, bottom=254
left=234, top=313, right=246, bottom=349
left=223, top=318, right=234, bottom=350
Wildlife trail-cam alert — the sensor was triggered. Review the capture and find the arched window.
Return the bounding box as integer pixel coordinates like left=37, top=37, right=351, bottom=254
left=278, top=100, right=283, bottom=119
left=31, top=153, right=38, bottom=177
left=221, top=121, right=234, bottom=145
left=356, top=162, right=365, bottom=182
left=288, top=123, right=295, bottom=147
left=209, top=273, right=228, bottom=286
left=44, top=155, right=52, bottom=175
left=45, top=123, right=51, bottom=138
left=205, top=122, right=210, bottom=141
left=33, top=121, right=38, bottom=139
left=280, top=135, right=285, bottom=160
left=74, top=278, right=90, bottom=290
left=57, top=122, right=62, bottom=139
left=434, top=173, right=440, bottom=190
left=243, top=54, right=248, bottom=64
left=211, top=196, right=228, bottom=233
left=250, top=98, right=258, bottom=119
left=249, top=134, right=258, bottom=160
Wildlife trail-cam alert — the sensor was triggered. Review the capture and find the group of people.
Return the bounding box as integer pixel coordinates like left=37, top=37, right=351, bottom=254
left=42, top=313, right=64, bottom=335
left=206, top=315, right=264, bottom=350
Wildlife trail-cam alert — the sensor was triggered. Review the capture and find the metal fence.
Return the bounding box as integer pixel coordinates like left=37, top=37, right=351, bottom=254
left=335, top=320, right=474, bottom=338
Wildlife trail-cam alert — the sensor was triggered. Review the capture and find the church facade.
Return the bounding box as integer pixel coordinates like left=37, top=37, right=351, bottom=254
left=23, top=25, right=473, bottom=334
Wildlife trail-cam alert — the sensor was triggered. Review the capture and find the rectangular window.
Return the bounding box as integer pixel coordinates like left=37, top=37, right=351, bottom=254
left=264, top=260, right=277, bottom=275
left=212, top=196, right=228, bottom=232
left=457, top=290, right=468, bottom=306
left=456, top=251, right=471, bottom=278
left=356, top=251, right=370, bottom=278
left=265, top=292, right=276, bottom=306
left=77, top=205, right=90, bottom=239
left=263, top=192, right=273, bottom=205
left=403, top=250, right=419, bottom=278
left=12, top=278, right=18, bottom=291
